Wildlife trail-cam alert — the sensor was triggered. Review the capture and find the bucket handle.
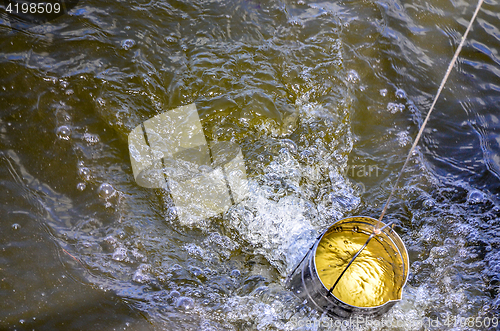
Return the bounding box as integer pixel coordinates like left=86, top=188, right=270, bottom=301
left=328, top=221, right=394, bottom=293
left=286, top=232, right=323, bottom=284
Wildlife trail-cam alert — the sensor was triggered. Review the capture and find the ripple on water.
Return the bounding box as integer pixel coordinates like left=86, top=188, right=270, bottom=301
left=3, top=0, right=500, bottom=328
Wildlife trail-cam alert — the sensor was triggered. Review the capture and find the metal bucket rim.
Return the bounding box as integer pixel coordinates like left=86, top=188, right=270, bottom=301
left=312, top=215, right=410, bottom=310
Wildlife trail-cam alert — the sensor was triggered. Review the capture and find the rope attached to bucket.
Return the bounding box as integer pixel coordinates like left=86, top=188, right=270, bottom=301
left=329, top=0, right=484, bottom=293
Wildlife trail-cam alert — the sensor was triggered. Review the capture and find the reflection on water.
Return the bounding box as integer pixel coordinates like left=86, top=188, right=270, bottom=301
left=1, top=0, right=500, bottom=329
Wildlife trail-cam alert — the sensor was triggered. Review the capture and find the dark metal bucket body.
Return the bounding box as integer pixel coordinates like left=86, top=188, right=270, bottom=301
left=286, top=216, right=409, bottom=319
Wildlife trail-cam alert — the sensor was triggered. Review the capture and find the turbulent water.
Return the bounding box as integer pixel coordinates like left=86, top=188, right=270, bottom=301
left=1, top=0, right=500, bottom=330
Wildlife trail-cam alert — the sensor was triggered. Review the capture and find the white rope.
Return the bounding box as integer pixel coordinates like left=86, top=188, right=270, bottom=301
left=375, top=0, right=485, bottom=230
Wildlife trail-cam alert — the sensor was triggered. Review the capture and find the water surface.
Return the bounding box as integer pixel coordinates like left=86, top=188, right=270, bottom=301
left=1, top=0, right=500, bottom=330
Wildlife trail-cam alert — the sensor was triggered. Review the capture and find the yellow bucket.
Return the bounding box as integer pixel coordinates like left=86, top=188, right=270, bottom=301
left=286, top=216, right=409, bottom=318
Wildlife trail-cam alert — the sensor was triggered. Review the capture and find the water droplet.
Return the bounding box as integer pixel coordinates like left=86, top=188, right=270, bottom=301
left=98, top=183, right=116, bottom=199
left=176, top=297, right=194, bottom=310
left=77, top=182, right=86, bottom=191
left=121, top=39, right=135, bottom=50
left=12, top=223, right=20, bottom=230
left=56, top=125, right=71, bottom=140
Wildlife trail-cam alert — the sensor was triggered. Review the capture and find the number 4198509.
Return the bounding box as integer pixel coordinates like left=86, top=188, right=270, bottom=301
left=6, top=2, right=61, bottom=14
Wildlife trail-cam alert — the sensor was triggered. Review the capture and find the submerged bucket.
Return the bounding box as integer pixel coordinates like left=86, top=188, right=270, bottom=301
left=286, top=216, right=409, bottom=318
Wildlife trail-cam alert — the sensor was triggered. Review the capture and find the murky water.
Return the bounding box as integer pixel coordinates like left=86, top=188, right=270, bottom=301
left=1, top=0, right=500, bottom=330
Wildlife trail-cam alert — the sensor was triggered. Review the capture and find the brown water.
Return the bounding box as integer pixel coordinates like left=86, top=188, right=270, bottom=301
left=1, top=0, right=500, bottom=330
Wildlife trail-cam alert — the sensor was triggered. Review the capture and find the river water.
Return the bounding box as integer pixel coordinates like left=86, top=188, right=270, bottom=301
left=1, top=0, right=499, bottom=330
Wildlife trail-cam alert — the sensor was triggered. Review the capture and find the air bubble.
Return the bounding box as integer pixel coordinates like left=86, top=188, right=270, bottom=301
left=190, top=267, right=204, bottom=277
left=98, top=183, right=116, bottom=199
left=112, top=247, right=127, bottom=261
left=121, top=39, right=135, bottom=50
left=83, top=132, right=100, bottom=145
left=104, top=235, right=117, bottom=245
left=176, top=296, right=194, bottom=310
left=78, top=167, right=91, bottom=181
left=230, top=269, right=241, bottom=278
left=423, top=199, right=435, bottom=209
left=281, top=139, right=298, bottom=154
left=133, top=264, right=151, bottom=283
left=166, top=206, right=178, bottom=220
left=12, top=223, right=20, bottom=230
left=380, top=89, right=388, bottom=97
left=77, top=182, right=86, bottom=191
left=430, top=246, right=449, bottom=258
left=56, top=125, right=71, bottom=140
left=346, top=70, right=360, bottom=84
left=395, top=88, right=407, bottom=99
left=387, top=102, right=405, bottom=113
left=467, top=190, right=486, bottom=204
left=199, top=165, right=213, bottom=173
